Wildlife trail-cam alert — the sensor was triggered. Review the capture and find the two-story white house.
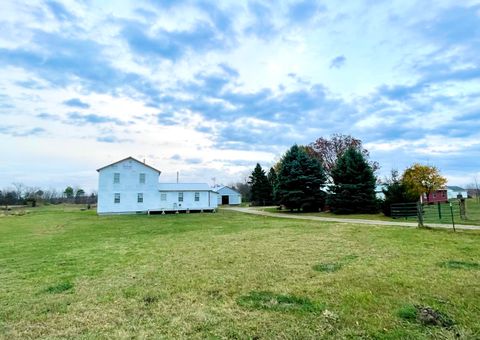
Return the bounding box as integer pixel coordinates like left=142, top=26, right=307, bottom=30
left=97, top=157, right=218, bottom=214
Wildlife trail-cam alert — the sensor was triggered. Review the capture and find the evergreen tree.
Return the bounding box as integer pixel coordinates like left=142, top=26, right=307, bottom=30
left=64, top=186, right=74, bottom=198
left=249, top=164, right=272, bottom=206
left=277, top=145, right=326, bottom=212
left=381, top=170, right=418, bottom=216
left=328, top=147, right=378, bottom=214
left=267, top=167, right=278, bottom=204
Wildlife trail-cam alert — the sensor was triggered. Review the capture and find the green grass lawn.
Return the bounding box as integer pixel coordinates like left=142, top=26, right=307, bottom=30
left=1, top=205, right=480, bottom=339
left=256, top=198, right=480, bottom=226
left=465, top=198, right=480, bottom=222
left=255, top=207, right=395, bottom=222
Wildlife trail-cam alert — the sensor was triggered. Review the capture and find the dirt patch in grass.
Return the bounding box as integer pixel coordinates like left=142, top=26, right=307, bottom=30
left=438, top=260, right=480, bottom=270
left=398, top=304, right=454, bottom=328
left=237, top=291, right=322, bottom=313
left=45, top=281, right=74, bottom=294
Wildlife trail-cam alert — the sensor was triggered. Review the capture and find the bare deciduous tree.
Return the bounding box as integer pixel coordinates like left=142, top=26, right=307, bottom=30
left=309, top=134, right=379, bottom=178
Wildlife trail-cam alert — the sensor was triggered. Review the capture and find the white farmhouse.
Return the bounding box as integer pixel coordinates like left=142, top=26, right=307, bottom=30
left=214, top=186, right=242, bottom=205
left=97, top=157, right=218, bottom=214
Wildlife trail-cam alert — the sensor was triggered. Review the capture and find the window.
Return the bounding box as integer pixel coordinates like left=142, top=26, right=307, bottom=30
left=433, top=193, right=436, bottom=198
left=139, top=173, right=145, bottom=184
left=195, top=192, right=200, bottom=202
left=178, top=192, right=184, bottom=202
left=161, top=193, right=167, bottom=201
left=114, top=193, right=120, bottom=203
left=137, top=193, right=143, bottom=203
left=114, top=173, right=120, bottom=184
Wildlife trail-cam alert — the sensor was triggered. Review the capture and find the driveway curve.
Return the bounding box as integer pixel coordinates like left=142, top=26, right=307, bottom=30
left=223, top=207, right=480, bottom=231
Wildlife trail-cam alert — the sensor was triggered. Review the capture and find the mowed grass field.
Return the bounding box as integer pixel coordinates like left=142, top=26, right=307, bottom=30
left=256, top=198, right=480, bottom=226
left=1, top=206, right=480, bottom=339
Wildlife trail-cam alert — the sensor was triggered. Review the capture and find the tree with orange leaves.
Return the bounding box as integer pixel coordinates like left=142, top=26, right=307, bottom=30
left=402, top=164, right=447, bottom=203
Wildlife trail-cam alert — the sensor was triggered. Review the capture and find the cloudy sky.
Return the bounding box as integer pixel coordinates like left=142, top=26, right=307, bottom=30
left=1, top=0, right=479, bottom=191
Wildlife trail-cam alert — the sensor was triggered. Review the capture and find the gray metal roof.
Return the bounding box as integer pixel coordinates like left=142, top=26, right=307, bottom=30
left=446, top=186, right=466, bottom=192
left=214, top=186, right=241, bottom=195
left=158, top=183, right=213, bottom=191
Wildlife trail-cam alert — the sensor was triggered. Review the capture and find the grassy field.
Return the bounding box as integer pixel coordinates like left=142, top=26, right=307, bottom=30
left=255, top=199, right=480, bottom=226
left=1, top=205, right=480, bottom=339
left=465, top=198, right=480, bottom=221
left=255, top=207, right=394, bottom=222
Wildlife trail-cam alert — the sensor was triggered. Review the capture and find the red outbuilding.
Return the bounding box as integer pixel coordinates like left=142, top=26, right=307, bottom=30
left=421, top=189, right=448, bottom=204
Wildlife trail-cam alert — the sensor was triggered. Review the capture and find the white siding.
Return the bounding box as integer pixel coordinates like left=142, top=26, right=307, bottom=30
left=97, top=159, right=160, bottom=214
left=216, top=186, right=242, bottom=205
left=447, top=189, right=468, bottom=199
left=97, top=158, right=218, bottom=214
left=157, top=190, right=218, bottom=211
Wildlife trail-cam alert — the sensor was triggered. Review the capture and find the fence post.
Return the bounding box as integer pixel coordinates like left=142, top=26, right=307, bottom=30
left=437, top=202, right=442, bottom=219
left=449, top=202, right=456, bottom=232
left=417, top=202, right=424, bottom=228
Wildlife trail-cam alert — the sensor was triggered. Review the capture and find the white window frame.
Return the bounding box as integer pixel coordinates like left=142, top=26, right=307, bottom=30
left=114, top=193, right=120, bottom=203
left=113, top=173, right=120, bottom=184
left=194, top=192, right=200, bottom=202
left=137, top=193, right=143, bottom=203
left=161, top=193, right=167, bottom=201
left=139, top=173, right=145, bottom=184
left=178, top=192, right=184, bottom=202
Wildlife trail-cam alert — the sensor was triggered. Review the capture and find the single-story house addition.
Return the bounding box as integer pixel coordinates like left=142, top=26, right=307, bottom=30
left=214, top=186, right=242, bottom=205
left=97, top=157, right=218, bottom=214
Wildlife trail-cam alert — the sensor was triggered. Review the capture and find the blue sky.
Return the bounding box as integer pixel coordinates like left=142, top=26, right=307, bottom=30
left=1, top=0, right=480, bottom=191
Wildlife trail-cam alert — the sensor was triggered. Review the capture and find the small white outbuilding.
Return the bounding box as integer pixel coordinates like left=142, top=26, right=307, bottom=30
left=214, top=186, right=242, bottom=205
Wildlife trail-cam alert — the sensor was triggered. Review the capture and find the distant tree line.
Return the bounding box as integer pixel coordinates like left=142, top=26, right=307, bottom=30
left=243, top=134, right=450, bottom=215
left=0, top=183, right=97, bottom=208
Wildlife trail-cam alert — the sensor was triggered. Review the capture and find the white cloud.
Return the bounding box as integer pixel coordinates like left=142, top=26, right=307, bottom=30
left=0, top=0, right=479, bottom=190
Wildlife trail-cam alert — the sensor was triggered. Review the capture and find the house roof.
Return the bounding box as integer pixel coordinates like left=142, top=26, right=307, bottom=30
left=96, top=156, right=161, bottom=173
left=214, top=186, right=241, bottom=194
left=158, top=183, right=212, bottom=191
left=446, top=186, right=466, bottom=192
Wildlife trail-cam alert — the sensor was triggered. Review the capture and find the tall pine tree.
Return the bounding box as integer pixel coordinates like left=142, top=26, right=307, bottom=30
left=267, top=167, right=278, bottom=204
left=277, top=145, right=326, bottom=212
left=249, top=163, right=272, bottom=206
left=327, top=147, right=378, bottom=214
